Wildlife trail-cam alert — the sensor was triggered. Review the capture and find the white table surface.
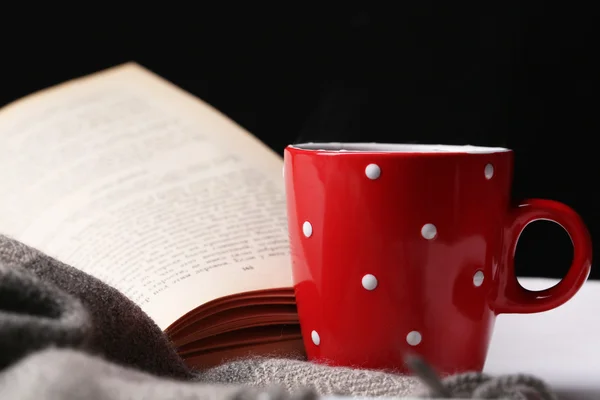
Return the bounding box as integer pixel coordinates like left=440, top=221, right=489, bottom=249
left=484, top=277, right=600, bottom=399
left=324, top=277, right=600, bottom=400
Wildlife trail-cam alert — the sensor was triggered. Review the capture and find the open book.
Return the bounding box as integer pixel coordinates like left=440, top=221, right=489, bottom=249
left=0, top=62, right=303, bottom=368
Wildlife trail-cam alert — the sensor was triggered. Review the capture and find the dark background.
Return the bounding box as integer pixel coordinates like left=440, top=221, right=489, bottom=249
left=0, top=6, right=596, bottom=280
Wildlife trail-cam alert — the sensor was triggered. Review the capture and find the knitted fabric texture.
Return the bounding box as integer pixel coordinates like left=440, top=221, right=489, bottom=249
left=0, top=234, right=557, bottom=399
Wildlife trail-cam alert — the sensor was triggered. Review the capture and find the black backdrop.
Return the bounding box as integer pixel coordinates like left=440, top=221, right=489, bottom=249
left=0, top=6, right=597, bottom=280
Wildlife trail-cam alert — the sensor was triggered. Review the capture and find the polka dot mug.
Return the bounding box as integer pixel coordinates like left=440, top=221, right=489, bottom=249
left=283, top=143, right=592, bottom=375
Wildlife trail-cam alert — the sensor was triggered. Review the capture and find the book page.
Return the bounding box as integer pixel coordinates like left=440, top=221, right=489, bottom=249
left=0, top=63, right=292, bottom=330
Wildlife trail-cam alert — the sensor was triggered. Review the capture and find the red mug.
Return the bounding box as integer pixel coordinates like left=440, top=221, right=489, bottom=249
left=283, top=142, right=592, bottom=375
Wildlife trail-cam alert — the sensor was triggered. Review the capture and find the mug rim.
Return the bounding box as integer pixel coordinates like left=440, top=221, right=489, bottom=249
left=288, top=142, right=512, bottom=155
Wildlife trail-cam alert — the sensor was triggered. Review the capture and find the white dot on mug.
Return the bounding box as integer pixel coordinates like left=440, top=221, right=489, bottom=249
left=361, top=274, right=378, bottom=291
left=302, top=221, right=313, bottom=238
left=311, top=330, right=321, bottom=346
left=421, top=223, right=437, bottom=240
left=406, top=331, right=422, bottom=346
left=484, top=163, right=494, bottom=180
left=473, top=270, right=485, bottom=287
left=365, top=163, right=381, bottom=180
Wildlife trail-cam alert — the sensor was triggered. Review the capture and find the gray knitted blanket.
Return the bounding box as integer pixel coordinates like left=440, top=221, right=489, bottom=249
left=0, top=234, right=557, bottom=399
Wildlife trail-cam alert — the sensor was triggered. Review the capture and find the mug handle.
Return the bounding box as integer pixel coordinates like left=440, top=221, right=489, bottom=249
left=494, top=198, right=593, bottom=314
